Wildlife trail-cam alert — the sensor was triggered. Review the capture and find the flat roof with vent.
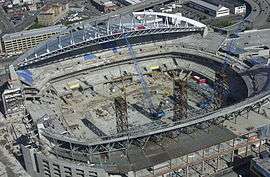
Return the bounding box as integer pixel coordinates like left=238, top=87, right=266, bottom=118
left=2, top=25, right=67, bottom=42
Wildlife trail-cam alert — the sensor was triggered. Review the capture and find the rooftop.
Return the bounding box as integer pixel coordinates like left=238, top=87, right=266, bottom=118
left=252, top=156, right=270, bottom=174
left=202, top=0, right=245, bottom=8
left=2, top=25, right=67, bottom=41
left=189, top=0, right=228, bottom=11
left=92, top=0, right=113, bottom=5
left=222, top=29, right=270, bottom=55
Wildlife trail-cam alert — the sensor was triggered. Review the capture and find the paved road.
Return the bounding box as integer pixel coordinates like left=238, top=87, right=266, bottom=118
left=219, top=0, right=270, bottom=33
left=0, top=6, right=15, bottom=35
left=14, top=11, right=39, bottom=32
left=78, top=0, right=174, bottom=25
left=245, top=0, right=270, bottom=29
left=0, top=6, right=43, bottom=38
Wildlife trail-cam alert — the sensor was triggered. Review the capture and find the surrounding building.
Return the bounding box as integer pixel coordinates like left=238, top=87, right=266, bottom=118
left=116, top=0, right=142, bottom=6
left=187, top=0, right=230, bottom=17
left=1, top=25, right=67, bottom=55
left=250, top=151, right=270, bottom=177
left=37, top=3, right=69, bottom=26
left=202, top=0, right=246, bottom=15
left=12, top=0, right=38, bottom=5
left=90, top=0, right=118, bottom=13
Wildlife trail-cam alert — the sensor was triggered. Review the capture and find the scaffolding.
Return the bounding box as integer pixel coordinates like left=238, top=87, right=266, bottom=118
left=214, top=72, right=228, bottom=109
left=173, top=78, right=188, bottom=121
left=114, top=96, right=128, bottom=133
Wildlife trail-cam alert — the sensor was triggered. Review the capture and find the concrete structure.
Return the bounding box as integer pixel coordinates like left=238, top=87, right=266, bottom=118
left=21, top=145, right=108, bottom=177
left=37, top=3, right=69, bottom=26
left=1, top=10, right=270, bottom=177
left=250, top=151, right=270, bottom=177
left=11, top=36, right=270, bottom=177
left=2, top=65, right=24, bottom=118
left=187, top=0, right=230, bottom=17
left=222, top=29, right=270, bottom=60
left=1, top=25, right=67, bottom=55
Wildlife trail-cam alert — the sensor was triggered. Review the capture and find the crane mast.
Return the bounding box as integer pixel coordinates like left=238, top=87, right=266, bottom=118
left=124, top=34, right=164, bottom=118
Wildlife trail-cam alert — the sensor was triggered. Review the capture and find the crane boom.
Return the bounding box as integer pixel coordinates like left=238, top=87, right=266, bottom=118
left=124, top=34, right=164, bottom=118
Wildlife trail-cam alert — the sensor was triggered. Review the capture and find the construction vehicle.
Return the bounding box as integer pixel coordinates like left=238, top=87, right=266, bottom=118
left=124, top=34, right=165, bottom=118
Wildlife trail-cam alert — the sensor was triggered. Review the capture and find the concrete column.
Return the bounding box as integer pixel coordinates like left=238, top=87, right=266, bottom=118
left=70, top=31, right=74, bottom=45
left=203, top=27, right=208, bottom=38
left=216, top=144, right=221, bottom=171
left=107, top=17, right=110, bottom=35
left=143, top=15, right=147, bottom=25
left=128, top=171, right=136, bottom=177
left=165, top=16, right=169, bottom=27
left=154, top=15, right=158, bottom=28
left=58, top=36, right=62, bottom=49
left=46, top=43, right=50, bottom=53
left=119, top=15, right=122, bottom=30
left=231, top=150, right=235, bottom=162
left=202, top=149, right=205, bottom=175
left=259, top=139, right=262, bottom=154
left=94, top=21, right=99, bottom=38
left=82, top=25, right=85, bottom=41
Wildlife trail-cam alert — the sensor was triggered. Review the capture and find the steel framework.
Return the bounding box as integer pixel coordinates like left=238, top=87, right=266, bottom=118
left=214, top=71, right=228, bottom=109
left=39, top=90, right=270, bottom=156
left=14, top=12, right=207, bottom=69
left=16, top=27, right=204, bottom=69
left=173, top=78, right=188, bottom=121
left=115, top=96, right=128, bottom=133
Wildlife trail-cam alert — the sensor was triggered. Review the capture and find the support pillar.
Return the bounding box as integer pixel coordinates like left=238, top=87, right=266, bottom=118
left=173, top=78, right=188, bottom=121
left=82, top=24, right=86, bottom=41
left=165, top=16, right=169, bottom=27
left=46, top=42, right=50, bottom=53
left=58, top=36, right=62, bottom=49
left=114, top=96, right=128, bottom=133
left=107, top=17, right=111, bottom=35
left=201, top=149, right=205, bottom=175
left=214, top=71, right=228, bottom=109
left=70, top=31, right=74, bottom=45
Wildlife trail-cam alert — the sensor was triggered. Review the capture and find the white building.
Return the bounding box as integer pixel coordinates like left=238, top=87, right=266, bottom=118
left=188, top=0, right=230, bottom=18
left=202, top=0, right=246, bottom=15
left=1, top=25, right=67, bottom=55
left=233, top=5, right=246, bottom=15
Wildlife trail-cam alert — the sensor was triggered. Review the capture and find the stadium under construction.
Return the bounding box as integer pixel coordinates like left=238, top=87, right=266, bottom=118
left=1, top=12, right=270, bottom=177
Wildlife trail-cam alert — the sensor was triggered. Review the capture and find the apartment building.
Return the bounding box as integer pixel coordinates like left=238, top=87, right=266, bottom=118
left=1, top=25, right=67, bottom=55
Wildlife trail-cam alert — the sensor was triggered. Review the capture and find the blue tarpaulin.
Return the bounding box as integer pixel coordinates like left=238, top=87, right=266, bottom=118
left=84, top=53, right=96, bottom=61
left=16, top=70, right=33, bottom=86
left=112, top=47, right=118, bottom=53
left=258, top=124, right=270, bottom=139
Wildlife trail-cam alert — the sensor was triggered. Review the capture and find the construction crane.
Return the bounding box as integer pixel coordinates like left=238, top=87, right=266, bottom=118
left=198, top=21, right=245, bottom=110
left=214, top=21, right=247, bottom=107
left=124, top=34, right=165, bottom=118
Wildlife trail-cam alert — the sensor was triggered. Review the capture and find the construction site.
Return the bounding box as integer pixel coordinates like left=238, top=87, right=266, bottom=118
left=1, top=11, right=270, bottom=177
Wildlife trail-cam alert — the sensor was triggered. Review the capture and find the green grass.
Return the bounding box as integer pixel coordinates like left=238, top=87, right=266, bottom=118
left=213, top=20, right=234, bottom=28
